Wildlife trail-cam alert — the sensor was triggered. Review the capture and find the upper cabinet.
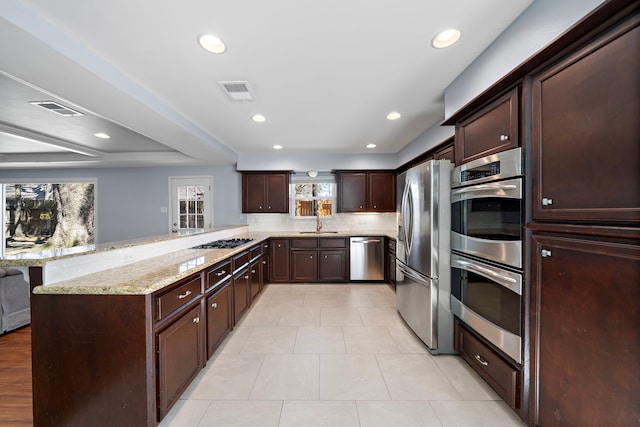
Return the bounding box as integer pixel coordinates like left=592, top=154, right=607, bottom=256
left=242, top=172, right=290, bottom=213
left=454, top=87, right=519, bottom=166
left=531, top=18, right=640, bottom=223
left=336, top=171, right=396, bottom=213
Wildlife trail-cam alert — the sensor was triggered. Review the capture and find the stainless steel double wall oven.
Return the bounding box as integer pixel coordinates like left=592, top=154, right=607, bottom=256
left=450, top=147, right=524, bottom=363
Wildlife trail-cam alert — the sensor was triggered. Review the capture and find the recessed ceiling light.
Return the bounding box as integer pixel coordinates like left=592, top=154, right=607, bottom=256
left=273, top=144, right=283, bottom=150
left=252, top=114, right=266, bottom=122
left=366, top=143, right=377, bottom=149
left=94, top=133, right=110, bottom=139
left=198, top=34, right=226, bottom=54
left=432, top=29, right=461, bottom=48
left=386, top=112, right=401, bottom=120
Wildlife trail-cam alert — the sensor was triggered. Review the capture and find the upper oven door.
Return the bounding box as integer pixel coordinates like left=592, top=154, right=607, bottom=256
left=451, top=178, right=523, bottom=268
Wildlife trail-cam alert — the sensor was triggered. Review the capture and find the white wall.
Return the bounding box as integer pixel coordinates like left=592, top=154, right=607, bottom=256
left=0, top=165, right=245, bottom=243
left=236, top=152, right=399, bottom=172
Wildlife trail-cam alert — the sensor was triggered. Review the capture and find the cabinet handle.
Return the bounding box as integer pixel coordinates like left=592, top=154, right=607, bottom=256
left=216, top=270, right=226, bottom=276
left=263, top=260, right=267, bottom=264
left=244, top=275, right=249, bottom=279
left=268, top=206, right=272, bottom=210
left=278, top=244, right=281, bottom=248
left=252, top=269, right=256, bottom=274
left=193, top=316, right=200, bottom=324
left=542, top=197, right=553, bottom=206
left=475, top=354, right=489, bottom=366
left=499, top=134, right=510, bottom=141
left=541, top=249, right=552, bottom=258
left=373, top=205, right=377, bottom=209
left=359, top=205, right=363, bottom=209
left=178, top=290, right=192, bottom=299
left=309, top=255, right=313, bottom=259
left=211, top=302, right=217, bottom=308
left=324, top=255, right=328, bottom=259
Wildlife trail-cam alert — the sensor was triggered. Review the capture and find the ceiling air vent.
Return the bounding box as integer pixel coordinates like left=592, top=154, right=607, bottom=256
left=218, top=81, right=254, bottom=101
left=29, top=101, right=84, bottom=116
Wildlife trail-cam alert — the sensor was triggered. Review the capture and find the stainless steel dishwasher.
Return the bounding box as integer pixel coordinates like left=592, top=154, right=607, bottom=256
left=350, top=236, right=384, bottom=281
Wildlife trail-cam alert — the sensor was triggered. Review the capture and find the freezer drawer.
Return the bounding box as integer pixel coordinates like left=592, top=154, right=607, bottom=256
left=349, top=237, right=384, bottom=281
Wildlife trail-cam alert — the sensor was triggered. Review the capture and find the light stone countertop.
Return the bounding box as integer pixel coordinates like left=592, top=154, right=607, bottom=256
left=30, top=230, right=397, bottom=296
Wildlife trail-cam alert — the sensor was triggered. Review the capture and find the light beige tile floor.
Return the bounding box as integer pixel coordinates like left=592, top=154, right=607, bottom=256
left=160, top=284, right=526, bottom=427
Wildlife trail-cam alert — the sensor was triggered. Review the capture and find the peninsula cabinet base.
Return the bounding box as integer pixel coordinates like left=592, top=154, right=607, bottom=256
left=31, top=293, right=155, bottom=427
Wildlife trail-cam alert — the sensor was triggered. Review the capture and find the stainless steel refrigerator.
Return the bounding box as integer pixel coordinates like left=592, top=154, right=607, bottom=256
left=396, top=159, right=454, bottom=354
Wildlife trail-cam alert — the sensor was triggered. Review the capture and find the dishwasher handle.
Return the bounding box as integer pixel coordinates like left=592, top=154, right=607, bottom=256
left=352, top=239, right=381, bottom=244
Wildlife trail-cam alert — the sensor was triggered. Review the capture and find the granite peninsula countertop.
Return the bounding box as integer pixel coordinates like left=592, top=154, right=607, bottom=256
left=28, top=230, right=397, bottom=296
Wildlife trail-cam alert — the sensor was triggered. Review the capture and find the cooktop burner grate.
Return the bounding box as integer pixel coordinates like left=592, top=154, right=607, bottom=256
left=191, top=238, right=254, bottom=249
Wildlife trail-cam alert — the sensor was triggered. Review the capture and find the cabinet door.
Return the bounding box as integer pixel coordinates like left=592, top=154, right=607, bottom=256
left=269, top=239, right=290, bottom=282
left=157, top=304, right=203, bottom=419
left=318, top=249, right=346, bottom=282
left=242, top=174, right=266, bottom=213
left=531, top=23, right=640, bottom=222
left=338, top=172, right=367, bottom=212
left=434, top=144, right=455, bottom=163
left=233, top=268, right=250, bottom=322
left=530, top=233, right=640, bottom=427
left=265, top=173, right=289, bottom=213
left=368, top=172, right=396, bottom=212
left=455, top=88, right=518, bottom=165
left=206, top=281, right=232, bottom=359
left=291, top=250, right=318, bottom=282
left=250, top=259, right=261, bottom=301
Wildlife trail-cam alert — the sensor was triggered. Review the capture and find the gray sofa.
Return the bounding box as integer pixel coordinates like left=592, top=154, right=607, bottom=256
left=0, top=268, right=31, bottom=334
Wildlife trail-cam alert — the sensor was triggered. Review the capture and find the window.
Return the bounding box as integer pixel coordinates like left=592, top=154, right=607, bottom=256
left=2, top=180, right=96, bottom=257
left=291, top=179, right=335, bottom=218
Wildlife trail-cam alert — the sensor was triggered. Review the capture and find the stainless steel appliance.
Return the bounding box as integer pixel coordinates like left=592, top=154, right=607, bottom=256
left=451, top=147, right=523, bottom=268
left=192, top=238, right=253, bottom=249
left=350, top=237, right=384, bottom=281
left=396, top=159, right=454, bottom=354
left=450, top=147, right=523, bottom=363
left=450, top=253, right=522, bottom=362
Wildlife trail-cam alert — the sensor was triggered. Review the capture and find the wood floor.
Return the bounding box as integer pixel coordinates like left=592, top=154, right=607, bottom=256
left=0, top=325, right=33, bottom=426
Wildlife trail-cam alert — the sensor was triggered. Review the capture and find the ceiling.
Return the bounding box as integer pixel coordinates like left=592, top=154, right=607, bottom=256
left=0, top=0, right=533, bottom=169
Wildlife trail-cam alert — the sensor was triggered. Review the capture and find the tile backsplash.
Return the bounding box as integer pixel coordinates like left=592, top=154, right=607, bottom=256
left=247, top=213, right=398, bottom=234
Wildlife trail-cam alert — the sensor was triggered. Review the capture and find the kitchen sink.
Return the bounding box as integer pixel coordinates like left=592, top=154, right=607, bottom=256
left=298, top=231, right=339, bottom=234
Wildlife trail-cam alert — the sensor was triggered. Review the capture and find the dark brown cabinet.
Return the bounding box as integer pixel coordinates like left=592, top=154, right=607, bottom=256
left=454, top=87, right=519, bottom=166
left=157, top=303, right=204, bottom=419
left=290, top=238, right=319, bottom=282
left=242, top=172, right=290, bottom=213
left=269, top=238, right=290, bottom=282
left=233, top=267, right=249, bottom=322
left=336, top=171, right=396, bottom=213
left=278, top=237, right=348, bottom=283
left=529, top=231, right=640, bottom=427
left=531, top=19, right=640, bottom=223
left=433, top=143, right=455, bottom=163
left=385, top=237, right=396, bottom=287
left=205, top=281, right=232, bottom=359
left=455, top=319, right=520, bottom=410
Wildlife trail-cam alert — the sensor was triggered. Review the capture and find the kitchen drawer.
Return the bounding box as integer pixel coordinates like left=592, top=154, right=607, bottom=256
left=233, top=250, right=250, bottom=271
left=457, top=322, right=519, bottom=409
left=319, top=237, right=347, bottom=248
left=250, top=244, right=262, bottom=260
left=205, top=259, right=231, bottom=292
left=156, top=275, right=203, bottom=321
left=291, top=238, right=318, bottom=249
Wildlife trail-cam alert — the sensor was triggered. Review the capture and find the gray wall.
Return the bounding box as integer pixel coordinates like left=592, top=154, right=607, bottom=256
left=0, top=165, right=244, bottom=243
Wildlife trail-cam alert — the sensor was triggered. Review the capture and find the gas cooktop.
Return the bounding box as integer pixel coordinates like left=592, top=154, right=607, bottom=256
left=191, top=238, right=254, bottom=249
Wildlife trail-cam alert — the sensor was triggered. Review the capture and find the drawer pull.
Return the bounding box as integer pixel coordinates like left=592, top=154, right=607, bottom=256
left=216, top=270, right=226, bottom=276
left=193, top=316, right=200, bottom=323
left=178, top=290, right=192, bottom=299
left=211, top=302, right=217, bottom=308
left=263, top=260, right=267, bottom=264
left=244, top=275, right=249, bottom=279
left=500, top=134, right=510, bottom=141
left=475, top=354, right=489, bottom=366
left=252, top=269, right=256, bottom=274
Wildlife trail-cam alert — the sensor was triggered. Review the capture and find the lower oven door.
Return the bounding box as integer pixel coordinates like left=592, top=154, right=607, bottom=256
left=450, top=253, right=522, bottom=363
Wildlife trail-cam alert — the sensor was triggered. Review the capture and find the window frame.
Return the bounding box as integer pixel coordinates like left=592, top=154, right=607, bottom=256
left=290, top=175, right=336, bottom=220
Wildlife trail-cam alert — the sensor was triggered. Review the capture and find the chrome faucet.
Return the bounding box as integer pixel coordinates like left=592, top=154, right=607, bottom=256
left=316, top=215, right=323, bottom=233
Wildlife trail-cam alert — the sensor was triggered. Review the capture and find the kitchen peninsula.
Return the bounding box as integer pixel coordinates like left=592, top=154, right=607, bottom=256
left=3, top=227, right=395, bottom=426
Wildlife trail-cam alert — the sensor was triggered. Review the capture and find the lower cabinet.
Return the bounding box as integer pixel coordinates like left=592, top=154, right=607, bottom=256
left=233, top=267, right=250, bottom=322
left=250, top=258, right=262, bottom=301
left=157, top=303, right=204, bottom=419
left=206, top=281, right=233, bottom=359
left=530, top=230, right=640, bottom=427
left=288, top=237, right=348, bottom=283
left=455, top=319, right=520, bottom=410
left=291, top=249, right=318, bottom=281
left=318, top=250, right=347, bottom=281
left=269, top=238, right=290, bottom=282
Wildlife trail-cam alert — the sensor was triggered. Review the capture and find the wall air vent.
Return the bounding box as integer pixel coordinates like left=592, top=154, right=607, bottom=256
left=29, top=101, right=84, bottom=116
left=218, top=81, right=255, bottom=101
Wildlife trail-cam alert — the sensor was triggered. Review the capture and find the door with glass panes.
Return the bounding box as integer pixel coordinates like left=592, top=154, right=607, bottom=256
left=169, top=177, right=212, bottom=232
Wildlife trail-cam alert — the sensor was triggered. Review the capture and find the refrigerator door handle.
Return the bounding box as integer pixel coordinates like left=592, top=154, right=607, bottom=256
left=402, top=180, right=414, bottom=258
left=397, top=262, right=431, bottom=287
